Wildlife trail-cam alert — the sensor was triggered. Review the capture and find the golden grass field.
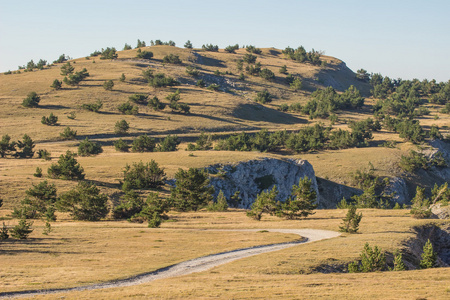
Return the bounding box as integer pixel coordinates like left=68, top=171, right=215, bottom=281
left=1, top=45, right=449, bottom=299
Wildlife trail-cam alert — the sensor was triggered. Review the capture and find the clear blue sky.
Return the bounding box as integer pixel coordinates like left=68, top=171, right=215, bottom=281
left=1, top=0, right=449, bottom=82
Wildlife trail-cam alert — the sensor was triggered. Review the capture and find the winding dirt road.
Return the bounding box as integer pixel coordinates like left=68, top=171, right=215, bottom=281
left=0, top=228, right=339, bottom=299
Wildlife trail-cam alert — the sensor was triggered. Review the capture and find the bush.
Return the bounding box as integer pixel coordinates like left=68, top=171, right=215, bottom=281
left=243, top=53, right=257, bottom=64
left=78, top=138, right=103, bottom=156
left=247, top=186, right=279, bottom=221
left=136, top=39, right=146, bottom=48
left=290, top=78, right=303, bottom=91
left=114, top=120, right=130, bottom=135
left=207, top=84, right=220, bottom=91
left=184, top=40, right=193, bottom=49
left=259, top=68, right=275, bottom=81
left=34, top=167, right=43, bottom=178
left=132, top=135, right=156, bottom=152
left=117, top=102, right=138, bottom=115
left=37, top=149, right=51, bottom=160
left=60, top=126, right=77, bottom=140
left=0, top=135, right=16, bottom=158
left=196, top=79, right=206, bottom=87
left=130, top=193, right=170, bottom=228
left=157, top=135, right=180, bottom=152
left=170, top=168, right=215, bottom=211
left=129, top=94, right=148, bottom=104
left=0, top=222, right=8, bottom=240
left=185, top=66, right=200, bottom=77
left=207, top=190, right=228, bottom=211
left=103, top=80, right=114, bottom=91
left=57, top=181, right=109, bottom=221
left=22, top=92, right=40, bottom=107
left=119, top=73, right=126, bottom=82
left=100, top=47, right=118, bottom=60
left=114, top=138, right=130, bottom=152
left=149, top=73, right=178, bottom=88
left=50, top=79, right=62, bottom=90
left=12, top=181, right=58, bottom=220
left=245, top=45, right=262, bottom=54
left=147, top=96, right=166, bottom=111
left=410, top=187, right=431, bottom=218
left=224, top=44, right=239, bottom=53
left=41, top=113, right=59, bottom=125
left=53, top=54, right=67, bottom=64
left=122, top=160, right=166, bottom=191
left=279, top=65, right=288, bottom=74
left=420, top=239, right=437, bottom=269
left=60, top=62, right=74, bottom=75
left=81, top=100, right=103, bottom=112
left=112, top=191, right=144, bottom=219
left=339, top=206, right=362, bottom=233
left=202, top=44, right=219, bottom=52
left=15, top=134, right=35, bottom=158
left=136, top=50, right=153, bottom=60
left=163, top=54, right=182, bottom=64
left=123, top=43, right=132, bottom=50
left=186, top=132, right=213, bottom=151
left=348, top=243, right=386, bottom=273
left=255, top=90, right=272, bottom=104
left=10, top=219, right=33, bottom=239
left=278, top=177, right=317, bottom=219
left=48, top=150, right=85, bottom=180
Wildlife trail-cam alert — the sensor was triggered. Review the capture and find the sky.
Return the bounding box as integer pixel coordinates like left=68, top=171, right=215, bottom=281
left=0, top=0, right=449, bottom=82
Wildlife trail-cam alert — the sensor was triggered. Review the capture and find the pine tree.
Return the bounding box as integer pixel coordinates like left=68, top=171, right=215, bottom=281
left=392, top=249, right=406, bottom=271
left=247, top=186, right=279, bottom=221
left=60, top=62, right=74, bottom=75
left=119, top=73, right=126, bottom=82
left=207, top=190, right=228, bottom=212
left=0, top=222, right=9, bottom=240
left=184, top=40, right=193, bottom=49
left=279, top=177, right=317, bottom=219
left=10, top=219, right=33, bottom=239
left=339, top=206, right=363, bottom=233
left=50, top=79, right=62, bottom=90
left=419, top=239, right=437, bottom=269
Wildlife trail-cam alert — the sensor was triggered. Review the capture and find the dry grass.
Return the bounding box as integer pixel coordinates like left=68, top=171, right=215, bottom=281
left=2, top=209, right=448, bottom=299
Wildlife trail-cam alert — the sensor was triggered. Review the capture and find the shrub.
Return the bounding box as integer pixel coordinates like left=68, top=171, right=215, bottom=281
left=170, top=168, right=215, bottom=211
left=48, top=150, right=85, bottom=180
left=117, top=102, right=139, bottom=115
left=163, top=54, right=182, bottom=64
left=147, top=96, right=166, bottom=111
left=202, top=44, right=219, bottom=52
left=22, top=92, right=40, bottom=107
left=290, top=78, right=303, bottom=91
left=207, top=84, right=220, bottom=91
left=114, top=119, right=129, bottom=135
left=15, top=134, right=35, bottom=158
left=136, top=39, right=146, bottom=48
left=41, top=113, right=59, bottom=125
left=129, top=94, right=148, bottom=104
left=429, top=125, right=443, bottom=140
left=122, top=160, right=166, bottom=191
left=185, top=66, right=200, bottom=77
left=130, top=193, right=170, bottom=228
left=246, top=62, right=261, bottom=75
left=37, top=149, right=51, bottom=160
left=243, top=53, right=257, bottom=64
left=245, top=45, right=262, bottom=54
left=60, top=126, right=77, bottom=140
left=132, top=135, right=156, bottom=152
left=224, top=44, right=239, bottom=53
left=136, top=50, right=153, bottom=60
left=236, top=59, right=244, bottom=71
left=103, top=80, right=114, bottom=91
left=57, top=181, right=109, bottom=221
left=0, top=222, right=8, bottom=240
left=12, top=181, right=58, bottom=220
left=410, top=187, right=431, bottom=218
left=149, top=73, right=178, bottom=88
left=207, top=190, right=228, bottom=211
left=279, top=65, right=288, bottom=74
left=259, top=68, right=275, bottom=81
left=60, top=62, right=74, bottom=75
left=196, top=79, right=206, bottom=87
left=0, top=135, right=16, bottom=158
left=348, top=243, right=386, bottom=273
left=81, top=100, right=103, bottom=112
left=77, top=138, right=103, bottom=156
left=420, top=239, right=437, bottom=269
left=119, top=73, right=126, bottom=82
left=142, top=68, right=154, bottom=82
left=53, top=54, right=67, bottom=64
left=157, top=135, right=180, bottom=152
left=278, top=177, right=317, bottom=219
left=186, top=132, right=213, bottom=151
left=112, top=191, right=144, bottom=219
left=166, top=89, right=181, bottom=102
left=184, top=40, right=193, bottom=49
left=254, top=90, right=272, bottom=104
left=34, top=167, right=42, bottom=178
left=114, top=138, right=130, bottom=152
left=100, top=47, right=118, bottom=60
left=392, top=250, right=406, bottom=271
left=10, top=219, right=33, bottom=239
left=50, top=79, right=62, bottom=90
left=247, top=186, right=279, bottom=221
left=123, top=43, right=132, bottom=50
left=339, top=206, right=362, bottom=233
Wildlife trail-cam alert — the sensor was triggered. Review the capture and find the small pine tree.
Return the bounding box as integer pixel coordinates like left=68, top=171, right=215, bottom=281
left=34, top=167, right=43, bottom=178
left=50, top=79, right=62, bottom=90
left=184, top=40, right=193, bottom=49
left=60, top=62, right=74, bottom=76
left=419, top=239, right=437, bottom=269
left=60, top=126, right=77, bottom=140
left=114, top=138, right=130, bottom=152
left=47, top=150, right=85, bottom=180
left=114, top=120, right=130, bottom=135
left=15, top=134, right=35, bottom=158
left=119, top=73, right=126, bottom=82
left=10, top=219, right=33, bottom=239
left=103, top=80, right=114, bottom=91
left=22, top=92, right=41, bottom=107
left=279, top=177, right=317, bottom=219
left=207, top=190, right=228, bottom=212
left=0, top=222, right=9, bottom=240
left=247, top=186, right=279, bottom=221
left=348, top=243, right=386, bottom=273
left=339, top=206, right=362, bottom=233
left=392, top=249, right=406, bottom=271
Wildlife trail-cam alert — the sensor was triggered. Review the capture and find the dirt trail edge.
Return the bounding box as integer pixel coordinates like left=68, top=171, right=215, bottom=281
left=0, top=228, right=340, bottom=299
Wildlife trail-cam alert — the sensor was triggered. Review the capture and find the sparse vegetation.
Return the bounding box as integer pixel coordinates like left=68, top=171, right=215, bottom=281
left=121, top=160, right=166, bottom=191
left=47, top=150, right=85, bottom=180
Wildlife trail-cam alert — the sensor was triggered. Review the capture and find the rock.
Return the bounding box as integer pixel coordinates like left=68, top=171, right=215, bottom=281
left=430, top=203, right=450, bottom=219
left=386, top=177, right=410, bottom=205
left=207, top=158, right=318, bottom=209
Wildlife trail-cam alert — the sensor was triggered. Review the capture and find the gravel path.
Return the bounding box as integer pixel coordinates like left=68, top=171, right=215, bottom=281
left=0, top=228, right=339, bottom=299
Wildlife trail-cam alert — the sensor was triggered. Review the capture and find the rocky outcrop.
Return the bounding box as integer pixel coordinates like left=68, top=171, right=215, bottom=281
left=386, top=177, right=410, bottom=205
left=206, top=158, right=318, bottom=209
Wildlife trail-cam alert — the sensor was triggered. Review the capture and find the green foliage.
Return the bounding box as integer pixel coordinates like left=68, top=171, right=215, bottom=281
left=431, top=182, right=450, bottom=205
left=41, top=113, right=59, bottom=125
left=207, top=190, right=228, bottom=212
left=22, top=92, right=40, bottom=107
left=81, top=100, right=103, bottom=112
left=100, top=47, right=118, bottom=59
left=243, top=53, right=257, bottom=64
left=356, top=69, right=370, bottom=82
left=130, top=193, right=170, bottom=228
left=123, top=43, right=132, bottom=50
left=77, top=138, right=102, bottom=156
left=429, top=125, right=443, bottom=140
left=392, top=250, right=406, bottom=271
left=57, top=181, right=108, bottom=221
left=63, top=68, right=89, bottom=86
left=283, top=46, right=322, bottom=65
left=37, top=149, right=51, bottom=160
left=202, top=44, right=219, bottom=52
left=67, top=111, right=76, bottom=119
left=163, top=54, right=182, bottom=64
left=224, top=44, right=239, bottom=53
left=339, top=206, right=362, bottom=233
left=0, top=135, right=16, bottom=158
left=60, top=62, right=74, bottom=75
left=157, top=135, right=180, bottom=152
left=247, top=186, right=280, bottom=221
left=50, top=79, right=62, bottom=90
left=132, top=135, right=156, bottom=152
left=122, top=160, right=166, bottom=191
left=259, top=68, right=275, bottom=81
left=114, top=119, right=129, bottom=135
left=399, top=150, right=447, bottom=173
left=34, top=167, right=42, bottom=178
left=290, top=77, right=303, bottom=91
left=136, top=50, right=153, bottom=59
left=60, top=126, right=77, bottom=140
left=246, top=62, right=261, bottom=75
left=207, top=84, right=220, bottom=91
left=129, top=94, right=148, bottom=104
left=0, top=222, right=9, bottom=240
left=147, top=96, right=166, bottom=111
left=114, top=138, right=130, bottom=152
left=149, top=73, right=178, bottom=88
left=245, top=45, right=262, bottom=54
left=170, top=168, right=215, bottom=211
left=184, top=40, right=193, bottom=49
left=185, top=66, right=200, bottom=77
left=112, top=190, right=144, bottom=219
left=53, top=54, right=67, bottom=64
left=279, top=177, right=317, bottom=219
left=236, top=59, right=244, bottom=71
left=196, top=79, right=206, bottom=87
left=142, top=68, right=154, bottom=82
left=48, top=150, right=85, bottom=180
left=186, top=132, right=213, bottom=151
left=166, top=89, right=181, bottom=101
left=10, top=219, right=33, bottom=239
left=136, top=39, right=146, bottom=48
left=348, top=243, right=386, bottom=273
left=15, top=134, right=35, bottom=158
left=90, top=50, right=101, bottom=57
left=410, top=187, right=432, bottom=218
left=255, top=89, right=272, bottom=104
left=419, top=239, right=437, bottom=269
left=279, top=65, right=288, bottom=74
left=103, top=80, right=114, bottom=91
left=119, top=73, right=126, bottom=82
left=117, top=102, right=138, bottom=115
left=12, top=181, right=57, bottom=220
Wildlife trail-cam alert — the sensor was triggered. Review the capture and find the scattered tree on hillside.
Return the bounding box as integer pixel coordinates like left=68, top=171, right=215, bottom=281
left=247, top=186, right=279, bottom=221
left=50, top=79, right=62, bottom=90
left=123, top=43, right=132, bottom=50
left=22, top=92, right=40, bottom=108
left=131, top=135, right=156, bottom=152
left=12, top=181, right=58, bottom=220
left=0, top=135, right=16, bottom=158
left=41, top=113, right=58, bottom=125
left=339, top=206, right=362, bottom=233
left=77, top=138, right=103, bottom=156
left=60, top=126, right=77, bottom=140
left=348, top=243, right=387, bottom=273
left=184, top=40, right=193, bottom=49
left=278, top=177, right=317, bottom=219
left=60, top=62, right=74, bottom=75
left=163, top=54, right=182, bottom=64
left=103, top=80, right=114, bottom=91
left=14, top=134, right=35, bottom=158
left=114, top=119, right=130, bottom=135
left=48, top=150, right=85, bottom=180
left=121, top=160, right=166, bottom=191
left=420, top=239, right=437, bottom=269
left=10, top=219, right=33, bottom=239
left=100, top=47, right=118, bottom=59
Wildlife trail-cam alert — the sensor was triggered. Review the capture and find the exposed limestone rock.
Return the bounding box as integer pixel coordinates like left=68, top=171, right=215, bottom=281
left=386, top=177, right=410, bottom=205
left=431, top=203, right=450, bottom=220
left=206, top=158, right=318, bottom=209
